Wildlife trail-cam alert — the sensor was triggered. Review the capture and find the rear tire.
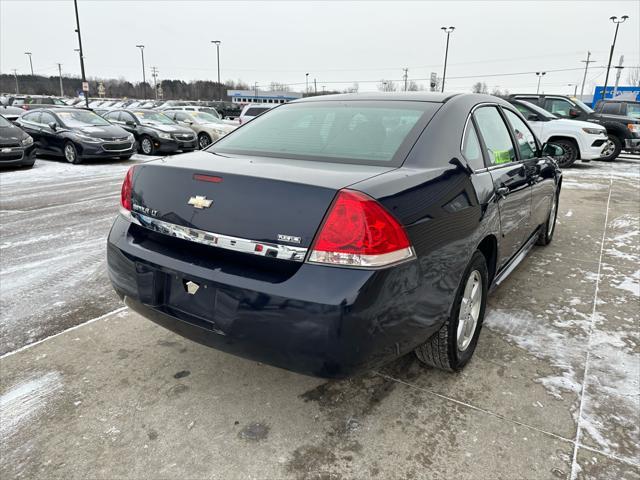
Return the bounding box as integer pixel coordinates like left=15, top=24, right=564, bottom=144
left=601, top=135, right=622, bottom=161
left=552, top=139, right=578, bottom=168
left=64, top=141, right=81, bottom=164
left=537, top=189, right=559, bottom=246
left=415, top=251, right=488, bottom=371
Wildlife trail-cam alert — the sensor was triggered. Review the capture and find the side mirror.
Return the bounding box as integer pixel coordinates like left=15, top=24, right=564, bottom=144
left=541, top=143, right=565, bottom=158
left=449, top=157, right=473, bottom=175
left=125, top=120, right=135, bottom=126
left=568, top=108, right=580, bottom=118
left=527, top=114, right=540, bottom=122
left=48, top=122, right=57, bottom=131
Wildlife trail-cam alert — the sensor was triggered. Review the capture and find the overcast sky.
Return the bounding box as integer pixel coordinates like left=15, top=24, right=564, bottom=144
left=1, top=0, right=639, bottom=95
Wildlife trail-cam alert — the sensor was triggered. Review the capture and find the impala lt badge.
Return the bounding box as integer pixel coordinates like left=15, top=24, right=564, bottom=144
left=188, top=195, right=213, bottom=209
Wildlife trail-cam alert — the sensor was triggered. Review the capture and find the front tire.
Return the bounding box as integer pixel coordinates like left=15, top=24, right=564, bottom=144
left=552, top=139, right=578, bottom=168
left=415, top=251, right=488, bottom=371
left=601, top=135, right=622, bottom=161
left=139, top=136, right=155, bottom=155
left=198, top=132, right=212, bottom=149
left=64, top=141, right=81, bottom=164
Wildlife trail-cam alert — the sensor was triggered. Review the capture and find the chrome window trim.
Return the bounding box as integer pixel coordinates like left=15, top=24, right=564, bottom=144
left=125, top=210, right=308, bottom=262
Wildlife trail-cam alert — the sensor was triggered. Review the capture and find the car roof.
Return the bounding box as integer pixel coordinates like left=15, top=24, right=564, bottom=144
left=294, top=92, right=460, bottom=103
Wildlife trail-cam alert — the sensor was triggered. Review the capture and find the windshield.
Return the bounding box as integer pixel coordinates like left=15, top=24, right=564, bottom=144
left=571, top=98, right=594, bottom=113
left=626, top=103, right=640, bottom=118
left=191, top=112, right=223, bottom=124
left=516, top=100, right=557, bottom=120
left=0, top=115, right=11, bottom=127
left=212, top=101, right=437, bottom=166
left=131, top=110, right=175, bottom=125
left=57, top=110, right=111, bottom=127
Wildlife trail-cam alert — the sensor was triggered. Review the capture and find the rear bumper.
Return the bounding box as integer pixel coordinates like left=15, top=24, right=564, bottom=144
left=107, top=215, right=438, bottom=378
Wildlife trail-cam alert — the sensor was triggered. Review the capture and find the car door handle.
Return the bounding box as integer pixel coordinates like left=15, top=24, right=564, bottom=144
left=496, top=186, right=509, bottom=198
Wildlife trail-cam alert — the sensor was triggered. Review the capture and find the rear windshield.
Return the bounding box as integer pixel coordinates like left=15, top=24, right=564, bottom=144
left=212, top=101, right=437, bottom=165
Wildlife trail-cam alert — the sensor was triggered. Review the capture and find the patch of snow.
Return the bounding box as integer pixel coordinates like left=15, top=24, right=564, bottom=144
left=0, top=371, right=63, bottom=440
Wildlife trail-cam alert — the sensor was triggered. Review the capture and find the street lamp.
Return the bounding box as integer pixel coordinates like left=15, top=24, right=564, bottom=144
left=254, top=82, right=258, bottom=102
left=602, top=15, right=629, bottom=100
left=305, top=73, right=309, bottom=95
left=24, top=52, right=33, bottom=76
left=440, top=26, right=455, bottom=92
left=535, top=71, right=546, bottom=94
left=73, top=0, right=89, bottom=108
left=136, top=45, right=147, bottom=100
left=211, top=40, right=221, bottom=100
left=568, top=83, right=578, bottom=96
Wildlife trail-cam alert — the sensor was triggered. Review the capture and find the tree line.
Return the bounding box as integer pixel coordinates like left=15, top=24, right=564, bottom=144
left=0, top=73, right=254, bottom=100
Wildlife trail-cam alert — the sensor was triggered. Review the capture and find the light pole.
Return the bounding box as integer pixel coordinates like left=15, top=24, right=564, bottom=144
left=73, top=0, right=89, bottom=108
left=57, top=63, right=64, bottom=96
left=254, top=82, right=258, bottom=102
left=535, top=71, right=546, bottom=94
left=211, top=40, right=221, bottom=100
left=12, top=69, right=19, bottom=94
left=24, top=52, right=33, bottom=75
left=602, top=15, right=629, bottom=100
left=568, top=83, right=578, bottom=96
left=305, top=73, right=309, bottom=95
left=440, top=26, right=455, bottom=92
left=136, top=45, right=147, bottom=100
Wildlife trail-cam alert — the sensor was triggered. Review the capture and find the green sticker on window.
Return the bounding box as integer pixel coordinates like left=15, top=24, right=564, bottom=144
left=493, top=150, right=511, bottom=164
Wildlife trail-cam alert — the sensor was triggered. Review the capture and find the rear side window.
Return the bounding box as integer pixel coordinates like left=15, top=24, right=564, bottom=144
left=23, top=111, right=41, bottom=123
left=104, top=111, right=121, bottom=122
left=544, top=99, right=573, bottom=117
left=245, top=107, right=269, bottom=116
left=601, top=102, right=621, bottom=115
left=503, top=109, right=538, bottom=160
left=213, top=101, right=437, bottom=166
left=462, top=122, right=485, bottom=170
left=473, top=106, right=516, bottom=166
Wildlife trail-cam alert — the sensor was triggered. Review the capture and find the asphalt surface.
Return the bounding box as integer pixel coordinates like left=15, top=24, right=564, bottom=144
left=1, top=154, right=639, bottom=479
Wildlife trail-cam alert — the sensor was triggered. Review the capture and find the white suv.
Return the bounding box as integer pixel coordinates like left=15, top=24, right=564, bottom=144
left=509, top=99, right=607, bottom=167
left=238, top=104, right=276, bottom=125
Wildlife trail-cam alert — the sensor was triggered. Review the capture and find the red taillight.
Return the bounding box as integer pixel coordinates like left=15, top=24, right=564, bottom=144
left=21, top=105, right=28, bottom=110
left=308, top=189, right=414, bottom=268
left=120, top=166, right=135, bottom=211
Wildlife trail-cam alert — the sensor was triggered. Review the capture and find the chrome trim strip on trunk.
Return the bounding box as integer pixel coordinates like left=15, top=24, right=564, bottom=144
left=128, top=211, right=308, bottom=262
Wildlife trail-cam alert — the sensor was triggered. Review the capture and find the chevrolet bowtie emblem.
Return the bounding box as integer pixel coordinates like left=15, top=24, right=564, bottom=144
left=188, top=195, right=213, bottom=209
left=184, top=280, right=200, bottom=295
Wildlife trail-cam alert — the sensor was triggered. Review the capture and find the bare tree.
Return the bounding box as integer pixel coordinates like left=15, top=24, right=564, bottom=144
left=269, top=81, right=289, bottom=92
left=378, top=80, right=398, bottom=92
left=343, top=82, right=359, bottom=93
left=491, top=87, right=503, bottom=96
left=627, top=67, right=640, bottom=87
left=407, top=80, right=424, bottom=91
left=472, top=82, right=488, bottom=94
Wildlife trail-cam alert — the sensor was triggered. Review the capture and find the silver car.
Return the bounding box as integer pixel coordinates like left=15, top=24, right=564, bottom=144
left=164, top=110, right=237, bottom=149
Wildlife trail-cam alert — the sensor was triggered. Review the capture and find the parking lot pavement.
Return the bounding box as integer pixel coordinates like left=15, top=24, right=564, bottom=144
left=1, top=156, right=639, bottom=479
left=0, top=155, right=160, bottom=355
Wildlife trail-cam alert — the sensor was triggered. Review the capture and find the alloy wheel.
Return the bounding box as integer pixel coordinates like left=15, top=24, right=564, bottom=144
left=602, top=140, right=615, bottom=158
left=199, top=135, right=211, bottom=149
left=457, top=270, right=482, bottom=351
left=141, top=138, right=152, bottom=155
left=64, top=144, right=76, bottom=162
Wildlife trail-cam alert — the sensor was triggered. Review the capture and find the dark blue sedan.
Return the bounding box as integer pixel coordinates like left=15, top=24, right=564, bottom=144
left=107, top=92, right=563, bottom=378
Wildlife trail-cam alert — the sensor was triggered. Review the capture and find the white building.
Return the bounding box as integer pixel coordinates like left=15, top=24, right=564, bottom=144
left=227, top=89, right=302, bottom=105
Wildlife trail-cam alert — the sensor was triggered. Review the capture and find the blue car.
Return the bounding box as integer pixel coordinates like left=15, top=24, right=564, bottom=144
left=107, top=92, right=563, bottom=378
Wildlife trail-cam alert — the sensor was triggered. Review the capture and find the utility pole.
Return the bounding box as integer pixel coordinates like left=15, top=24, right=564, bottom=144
left=314, top=78, right=317, bottom=95
left=305, top=73, right=309, bottom=95
left=536, top=71, right=546, bottom=94
left=254, top=82, right=258, bottom=102
left=613, top=55, right=624, bottom=96
left=151, top=66, right=159, bottom=100
left=211, top=40, right=221, bottom=100
left=440, top=26, right=455, bottom=92
left=136, top=45, right=146, bottom=100
left=602, top=15, right=629, bottom=101
left=403, top=68, right=408, bottom=91
left=57, top=63, right=64, bottom=96
left=580, top=51, right=596, bottom=99
left=12, top=69, right=19, bottom=94
left=73, top=0, right=89, bottom=108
